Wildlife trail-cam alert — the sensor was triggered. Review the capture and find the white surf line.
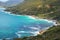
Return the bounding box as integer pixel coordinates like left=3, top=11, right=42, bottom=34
left=16, top=31, right=40, bottom=38
left=0, top=8, right=22, bottom=16
left=0, top=8, right=57, bottom=24
left=1, top=8, right=57, bottom=25
left=27, top=15, right=57, bottom=26
left=27, top=15, right=36, bottom=19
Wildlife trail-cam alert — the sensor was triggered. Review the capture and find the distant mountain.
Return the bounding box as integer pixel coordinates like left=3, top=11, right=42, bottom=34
left=0, top=2, right=5, bottom=7
left=5, top=0, right=24, bottom=6
left=0, top=0, right=24, bottom=7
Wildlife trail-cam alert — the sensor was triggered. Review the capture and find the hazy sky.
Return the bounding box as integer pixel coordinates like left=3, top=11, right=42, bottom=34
left=0, top=0, right=8, bottom=2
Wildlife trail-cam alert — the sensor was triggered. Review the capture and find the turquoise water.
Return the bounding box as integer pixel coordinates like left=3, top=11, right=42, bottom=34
left=0, top=8, right=54, bottom=39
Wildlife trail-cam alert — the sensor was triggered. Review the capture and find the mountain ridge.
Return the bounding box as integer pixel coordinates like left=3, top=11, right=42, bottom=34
left=0, top=0, right=24, bottom=7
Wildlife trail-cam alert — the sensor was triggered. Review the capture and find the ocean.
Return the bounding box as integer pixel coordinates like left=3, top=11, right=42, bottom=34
left=0, top=8, right=55, bottom=39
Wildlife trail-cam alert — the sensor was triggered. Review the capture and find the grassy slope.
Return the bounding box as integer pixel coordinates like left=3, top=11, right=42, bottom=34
left=5, top=0, right=60, bottom=22
left=13, top=25, right=60, bottom=40
left=42, top=25, right=60, bottom=40
left=5, top=0, right=60, bottom=17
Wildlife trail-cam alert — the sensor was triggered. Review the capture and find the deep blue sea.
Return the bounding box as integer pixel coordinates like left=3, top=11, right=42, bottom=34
left=0, top=8, right=55, bottom=39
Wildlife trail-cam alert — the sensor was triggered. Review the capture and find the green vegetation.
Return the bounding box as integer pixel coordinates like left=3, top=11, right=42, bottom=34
left=12, top=25, right=60, bottom=40
left=4, top=0, right=60, bottom=40
left=5, top=0, right=60, bottom=21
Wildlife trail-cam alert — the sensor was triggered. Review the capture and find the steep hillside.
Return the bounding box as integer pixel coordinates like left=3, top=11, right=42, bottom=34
left=6, top=0, right=57, bottom=14
left=5, top=0, right=60, bottom=22
left=42, top=25, right=60, bottom=40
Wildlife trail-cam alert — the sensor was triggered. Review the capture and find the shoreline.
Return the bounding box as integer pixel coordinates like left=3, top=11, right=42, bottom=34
left=1, top=8, right=57, bottom=25
left=0, top=8, right=58, bottom=36
left=0, top=7, right=59, bottom=39
left=3, top=8, right=58, bottom=35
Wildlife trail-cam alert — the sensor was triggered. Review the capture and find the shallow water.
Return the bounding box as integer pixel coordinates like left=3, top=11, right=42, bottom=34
left=0, top=8, right=55, bottom=39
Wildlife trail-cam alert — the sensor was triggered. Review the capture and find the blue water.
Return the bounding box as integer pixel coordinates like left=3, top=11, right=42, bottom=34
left=0, top=8, right=54, bottom=39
